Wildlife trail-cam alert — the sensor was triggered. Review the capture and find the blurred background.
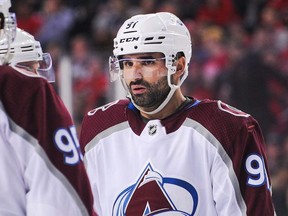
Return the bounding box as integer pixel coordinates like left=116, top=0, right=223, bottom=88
left=10, top=0, right=288, bottom=214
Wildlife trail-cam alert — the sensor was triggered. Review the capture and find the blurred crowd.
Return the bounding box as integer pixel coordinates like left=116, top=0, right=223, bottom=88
left=11, top=0, right=288, bottom=214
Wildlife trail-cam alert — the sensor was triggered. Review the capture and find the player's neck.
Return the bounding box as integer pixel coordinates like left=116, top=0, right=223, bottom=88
left=140, top=91, right=186, bottom=120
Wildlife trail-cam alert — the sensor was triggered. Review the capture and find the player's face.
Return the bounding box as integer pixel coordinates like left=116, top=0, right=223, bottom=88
left=121, top=52, right=170, bottom=109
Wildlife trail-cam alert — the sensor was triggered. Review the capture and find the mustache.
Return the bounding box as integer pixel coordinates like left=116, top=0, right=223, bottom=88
left=129, top=79, right=149, bottom=87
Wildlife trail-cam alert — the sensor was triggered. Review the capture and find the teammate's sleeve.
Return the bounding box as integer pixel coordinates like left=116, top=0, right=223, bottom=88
left=0, top=67, right=96, bottom=215
left=32, top=83, right=97, bottom=216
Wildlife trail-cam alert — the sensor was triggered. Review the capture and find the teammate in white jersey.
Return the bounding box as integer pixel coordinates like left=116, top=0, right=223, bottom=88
left=80, top=12, right=276, bottom=215
left=0, top=1, right=95, bottom=215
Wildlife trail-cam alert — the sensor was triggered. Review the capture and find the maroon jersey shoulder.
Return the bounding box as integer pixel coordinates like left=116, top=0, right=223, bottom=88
left=186, top=99, right=265, bottom=159
left=80, top=99, right=130, bottom=146
left=188, top=99, right=256, bottom=145
left=0, top=65, right=73, bottom=130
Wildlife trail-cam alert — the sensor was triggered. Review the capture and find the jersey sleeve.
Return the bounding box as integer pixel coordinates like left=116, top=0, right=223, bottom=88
left=0, top=66, right=96, bottom=216
left=25, top=83, right=96, bottom=216
left=192, top=100, right=276, bottom=215
left=232, top=118, right=276, bottom=215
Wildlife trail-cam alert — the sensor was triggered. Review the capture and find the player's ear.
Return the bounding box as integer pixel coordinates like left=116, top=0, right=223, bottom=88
left=171, top=56, right=186, bottom=85
left=176, top=56, right=185, bottom=76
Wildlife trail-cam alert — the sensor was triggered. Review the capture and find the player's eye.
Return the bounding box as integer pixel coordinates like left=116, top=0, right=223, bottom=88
left=122, top=60, right=134, bottom=68
left=120, top=57, right=164, bottom=68
left=141, top=59, right=156, bottom=66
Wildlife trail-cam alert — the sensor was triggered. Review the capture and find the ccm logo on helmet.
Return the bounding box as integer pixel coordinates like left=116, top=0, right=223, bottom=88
left=119, top=37, right=139, bottom=43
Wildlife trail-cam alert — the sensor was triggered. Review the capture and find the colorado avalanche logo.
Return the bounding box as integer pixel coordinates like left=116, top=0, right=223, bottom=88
left=113, top=164, right=198, bottom=215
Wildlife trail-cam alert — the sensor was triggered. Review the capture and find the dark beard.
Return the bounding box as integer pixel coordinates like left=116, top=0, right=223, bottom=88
left=130, top=77, right=170, bottom=109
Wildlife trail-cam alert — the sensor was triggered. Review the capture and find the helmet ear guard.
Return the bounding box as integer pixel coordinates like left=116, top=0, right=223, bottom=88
left=0, top=0, right=17, bottom=65
left=0, top=12, right=4, bottom=29
left=3, top=12, right=16, bottom=42
left=0, top=0, right=16, bottom=40
left=109, top=55, right=121, bottom=82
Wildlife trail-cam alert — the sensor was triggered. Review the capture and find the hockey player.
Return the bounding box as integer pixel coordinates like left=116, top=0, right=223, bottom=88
left=0, top=1, right=95, bottom=215
left=80, top=12, right=276, bottom=215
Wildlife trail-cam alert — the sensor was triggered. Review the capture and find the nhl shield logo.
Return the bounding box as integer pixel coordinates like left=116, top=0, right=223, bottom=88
left=148, top=124, right=157, bottom=136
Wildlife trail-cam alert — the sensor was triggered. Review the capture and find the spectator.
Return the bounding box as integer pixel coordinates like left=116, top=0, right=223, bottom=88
left=35, top=0, right=75, bottom=49
left=195, top=0, right=240, bottom=26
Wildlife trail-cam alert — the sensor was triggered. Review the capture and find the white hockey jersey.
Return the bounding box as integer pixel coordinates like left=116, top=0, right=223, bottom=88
left=80, top=98, right=276, bottom=216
